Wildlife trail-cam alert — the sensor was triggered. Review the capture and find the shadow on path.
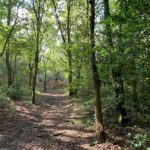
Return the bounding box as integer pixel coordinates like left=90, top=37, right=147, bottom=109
left=0, top=91, right=96, bottom=150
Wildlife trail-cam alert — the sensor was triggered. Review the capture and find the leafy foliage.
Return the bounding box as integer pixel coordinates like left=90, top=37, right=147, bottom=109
left=129, top=133, right=150, bottom=150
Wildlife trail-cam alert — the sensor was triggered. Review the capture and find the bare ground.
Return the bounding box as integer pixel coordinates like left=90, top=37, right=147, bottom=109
left=0, top=92, right=99, bottom=150
left=0, top=90, right=134, bottom=150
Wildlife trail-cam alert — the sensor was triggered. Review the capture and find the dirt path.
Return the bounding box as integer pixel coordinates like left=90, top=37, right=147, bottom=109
left=0, top=92, right=97, bottom=150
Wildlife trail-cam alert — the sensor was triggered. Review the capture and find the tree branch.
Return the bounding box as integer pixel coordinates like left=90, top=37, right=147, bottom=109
left=51, top=0, right=66, bottom=44
left=0, top=0, right=25, bottom=57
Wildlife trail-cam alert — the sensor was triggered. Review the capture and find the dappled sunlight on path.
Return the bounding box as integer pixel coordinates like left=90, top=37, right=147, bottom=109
left=0, top=91, right=97, bottom=150
left=35, top=92, right=95, bottom=149
left=38, top=92, right=68, bottom=97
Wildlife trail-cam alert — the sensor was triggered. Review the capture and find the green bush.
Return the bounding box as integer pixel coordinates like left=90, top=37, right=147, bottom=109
left=7, top=84, right=22, bottom=100
left=130, top=133, right=150, bottom=150
left=20, top=87, right=32, bottom=96
left=0, top=86, right=9, bottom=107
left=0, top=95, right=9, bottom=107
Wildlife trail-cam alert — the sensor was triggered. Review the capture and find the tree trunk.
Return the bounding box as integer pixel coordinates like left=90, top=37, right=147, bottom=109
left=29, top=62, right=33, bottom=89
left=12, top=54, right=17, bottom=84
left=6, top=0, right=13, bottom=87
left=43, top=60, right=47, bottom=92
left=31, top=0, right=45, bottom=104
left=6, top=47, right=12, bottom=87
left=51, top=0, right=74, bottom=95
left=29, top=69, right=32, bottom=89
left=68, top=51, right=73, bottom=95
left=32, top=31, right=40, bottom=104
left=44, top=74, right=47, bottom=92
left=67, top=2, right=73, bottom=96
left=89, top=0, right=106, bottom=142
left=112, top=69, right=127, bottom=126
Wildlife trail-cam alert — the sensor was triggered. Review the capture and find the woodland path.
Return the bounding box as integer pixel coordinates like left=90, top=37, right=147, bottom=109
left=0, top=91, right=99, bottom=150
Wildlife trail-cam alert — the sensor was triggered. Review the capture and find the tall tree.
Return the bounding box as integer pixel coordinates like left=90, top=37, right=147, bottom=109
left=51, top=0, right=74, bottom=95
left=31, top=0, right=46, bottom=104
left=89, top=0, right=106, bottom=142
left=66, top=0, right=73, bottom=95
left=6, top=0, right=13, bottom=87
left=5, top=0, right=24, bottom=87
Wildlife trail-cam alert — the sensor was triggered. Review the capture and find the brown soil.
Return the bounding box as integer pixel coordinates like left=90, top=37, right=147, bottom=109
left=0, top=91, right=132, bottom=150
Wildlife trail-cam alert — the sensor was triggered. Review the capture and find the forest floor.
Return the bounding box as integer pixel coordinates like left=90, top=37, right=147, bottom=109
left=0, top=88, right=136, bottom=150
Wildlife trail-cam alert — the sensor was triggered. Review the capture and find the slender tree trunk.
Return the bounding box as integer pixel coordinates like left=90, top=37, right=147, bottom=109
left=89, top=0, right=106, bottom=142
left=43, top=60, right=47, bottom=92
left=32, top=54, right=38, bottom=105
left=29, top=62, right=33, bottom=89
left=12, top=54, right=17, bottom=84
left=51, top=0, right=74, bottom=95
left=31, top=0, right=45, bottom=104
left=6, top=46, right=12, bottom=87
left=32, top=30, right=40, bottom=104
left=6, top=0, right=13, bottom=87
left=29, top=69, right=32, bottom=89
left=67, top=2, right=73, bottom=96
left=68, top=51, right=73, bottom=95
left=44, top=73, right=47, bottom=92
left=51, top=0, right=66, bottom=44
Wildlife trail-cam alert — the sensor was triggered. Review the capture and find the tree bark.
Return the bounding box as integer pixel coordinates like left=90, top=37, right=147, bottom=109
left=6, top=0, right=13, bottom=87
left=89, top=0, right=106, bottom=142
left=67, top=1, right=74, bottom=96
left=12, top=54, right=18, bottom=84
left=43, top=59, right=47, bottom=92
left=51, top=0, right=66, bottom=43
left=29, top=62, right=33, bottom=89
left=32, top=0, right=45, bottom=104
left=32, top=24, right=40, bottom=104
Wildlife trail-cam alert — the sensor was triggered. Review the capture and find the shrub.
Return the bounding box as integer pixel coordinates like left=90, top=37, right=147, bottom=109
left=129, top=133, right=150, bottom=150
left=0, top=95, right=9, bottom=107
left=0, top=86, right=8, bottom=107
left=7, top=84, right=22, bottom=100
